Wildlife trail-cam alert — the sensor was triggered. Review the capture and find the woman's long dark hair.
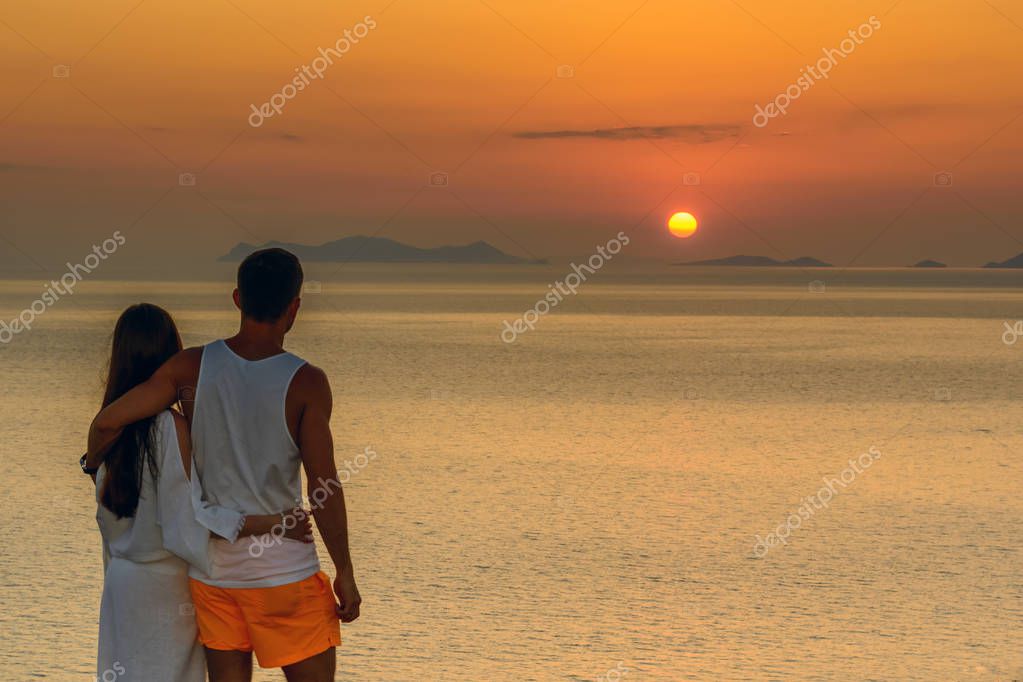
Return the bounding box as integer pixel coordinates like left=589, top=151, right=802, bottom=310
left=99, top=304, right=182, bottom=519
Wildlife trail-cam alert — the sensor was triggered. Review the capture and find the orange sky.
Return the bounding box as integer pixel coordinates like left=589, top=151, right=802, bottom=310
left=1, top=0, right=1021, bottom=270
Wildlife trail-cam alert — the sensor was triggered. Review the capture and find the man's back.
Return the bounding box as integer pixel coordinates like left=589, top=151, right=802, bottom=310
left=190, top=338, right=319, bottom=588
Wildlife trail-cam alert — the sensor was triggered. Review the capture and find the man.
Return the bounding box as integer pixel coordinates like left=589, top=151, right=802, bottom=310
left=87, top=248, right=360, bottom=682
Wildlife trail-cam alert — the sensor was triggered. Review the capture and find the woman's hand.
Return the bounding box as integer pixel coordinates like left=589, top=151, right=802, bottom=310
left=280, top=508, right=315, bottom=543
left=238, top=508, right=315, bottom=542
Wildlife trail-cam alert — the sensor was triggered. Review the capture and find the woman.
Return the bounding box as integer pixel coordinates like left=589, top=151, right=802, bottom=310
left=88, top=304, right=311, bottom=682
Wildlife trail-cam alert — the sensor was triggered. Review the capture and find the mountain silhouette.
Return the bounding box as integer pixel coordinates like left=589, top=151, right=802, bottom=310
left=983, top=252, right=1023, bottom=269
left=218, top=236, right=545, bottom=264
left=912, top=259, right=947, bottom=268
left=674, top=254, right=832, bottom=267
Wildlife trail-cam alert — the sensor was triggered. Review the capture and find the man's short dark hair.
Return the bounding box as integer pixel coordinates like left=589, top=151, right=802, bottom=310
left=237, top=248, right=303, bottom=322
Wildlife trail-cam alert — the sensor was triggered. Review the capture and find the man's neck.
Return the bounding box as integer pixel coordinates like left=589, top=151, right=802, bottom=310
left=225, top=319, right=287, bottom=360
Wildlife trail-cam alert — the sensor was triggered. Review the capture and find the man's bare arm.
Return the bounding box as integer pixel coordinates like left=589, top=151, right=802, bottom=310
left=86, top=348, right=199, bottom=468
left=296, top=365, right=361, bottom=622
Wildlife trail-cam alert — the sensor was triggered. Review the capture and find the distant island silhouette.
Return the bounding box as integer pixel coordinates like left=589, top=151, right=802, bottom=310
left=912, top=259, right=947, bottom=268
left=674, top=255, right=832, bottom=267
left=983, top=252, right=1023, bottom=269
left=219, top=236, right=546, bottom=265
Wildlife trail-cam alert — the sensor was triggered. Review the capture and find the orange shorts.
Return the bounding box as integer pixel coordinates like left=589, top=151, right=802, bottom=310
left=189, top=571, right=341, bottom=669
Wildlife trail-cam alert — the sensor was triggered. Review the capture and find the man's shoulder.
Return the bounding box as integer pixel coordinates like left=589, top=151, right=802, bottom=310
left=291, top=362, right=330, bottom=391
left=166, top=346, right=204, bottom=389
left=285, top=362, right=332, bottom=422
left=287, top=363, right=332, bottom=410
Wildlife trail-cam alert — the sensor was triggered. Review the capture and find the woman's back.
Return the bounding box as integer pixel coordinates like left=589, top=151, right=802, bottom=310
left=96, top=410, right=176, bottom=564
left=96, top=408, right=209, bottom=682
left=96, top=409, right=217, bottom=572
left=89, top=304, right=208, bottom=681
left=95, top=409, right=207, bottom=682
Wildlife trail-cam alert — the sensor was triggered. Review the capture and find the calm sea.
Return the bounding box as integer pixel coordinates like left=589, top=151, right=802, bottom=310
left=1, top=266, right=1021, bottom=681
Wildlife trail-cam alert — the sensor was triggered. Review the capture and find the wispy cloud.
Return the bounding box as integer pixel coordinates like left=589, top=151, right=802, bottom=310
left=513, top=124, right=741, bottom=142
left=0, top=162, right=59, bottom=172
left=136, top=127, right=305, bottom=143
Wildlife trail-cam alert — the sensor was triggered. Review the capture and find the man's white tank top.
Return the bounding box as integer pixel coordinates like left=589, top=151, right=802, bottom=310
left=189, top=339, right=320, bottom=588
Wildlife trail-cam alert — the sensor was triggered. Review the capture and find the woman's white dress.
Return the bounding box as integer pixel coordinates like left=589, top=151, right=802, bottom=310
left=95, top=410, right=243, bottom=682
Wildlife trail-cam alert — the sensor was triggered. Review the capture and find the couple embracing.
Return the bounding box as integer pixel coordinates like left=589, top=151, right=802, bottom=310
left=84, top=248, right=360, bottom=681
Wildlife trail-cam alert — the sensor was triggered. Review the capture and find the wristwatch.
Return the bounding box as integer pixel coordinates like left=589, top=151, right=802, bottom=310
left=80, top=453, right=99, bottom=475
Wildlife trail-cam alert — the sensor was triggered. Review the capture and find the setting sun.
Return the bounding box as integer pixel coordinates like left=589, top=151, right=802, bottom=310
left=668, top=212, right=699, bottom=239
